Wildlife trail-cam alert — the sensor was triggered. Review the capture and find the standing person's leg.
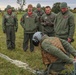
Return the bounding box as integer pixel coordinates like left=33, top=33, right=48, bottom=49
left=23, top=33, right=29, bottom=51
left=11, top=27, right=15, bottom=49
left=30, top=33, right=34, bottom=52
left=6, top=27, right=11, bottom=49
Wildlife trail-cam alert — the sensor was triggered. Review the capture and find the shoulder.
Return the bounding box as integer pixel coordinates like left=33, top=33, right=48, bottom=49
left=22, top=12, right=28, bottom=17
left=57, top=12, right=61, bottom=16
left=3, top=13, right=9, bottom=18
left=3, top=13, right=7, bottom=17
left=41, top=38, right=51, bottom=48
left=51, top=12, right=56, bottom=15
left=42, top=13, right=46, bottom=17
left=51, top=12, right=56, bottom=17
left=68, top=11, right=74, bottom=17
left=34, top=9, right=37, bottom=13
left=33, top=12, right=37, bottom=16
left=24, top=12, right=28, bottom=15
left=12, top=13, right=17, bottom=17
left=56, top=12, right=61, bottom=17
left=41, top=14, right=46, bottom=19
left=41, top=9, right=44, bottom=12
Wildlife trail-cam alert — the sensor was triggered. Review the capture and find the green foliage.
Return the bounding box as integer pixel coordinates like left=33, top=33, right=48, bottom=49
left=0, top=58, right=34, bottom=75
left=17, top=0, right=25, bottom=11
left=71, top=9, right=76, bottom=13
left=52, top=2, right=61, bottom=14
left=0, top=13, right=45, bottom=75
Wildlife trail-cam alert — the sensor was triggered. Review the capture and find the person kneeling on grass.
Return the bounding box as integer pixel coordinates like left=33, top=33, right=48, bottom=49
left=32, top=32, right=76, bottom=75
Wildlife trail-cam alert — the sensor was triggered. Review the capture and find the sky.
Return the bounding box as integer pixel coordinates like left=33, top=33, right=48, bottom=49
left=0, top=0, right=76, bottom=10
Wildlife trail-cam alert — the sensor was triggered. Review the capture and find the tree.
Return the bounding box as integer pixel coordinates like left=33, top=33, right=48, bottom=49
left=0, top=8, right=1, bottom=12
left=17, top=0, right=25, bottom=11
left=52, top=2, right=61, bottom=14
left=11, top=7, right=15, bottom=12
left=74, top=7, right=76, bottom=10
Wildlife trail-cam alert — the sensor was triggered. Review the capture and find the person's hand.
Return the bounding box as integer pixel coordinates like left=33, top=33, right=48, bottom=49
left=68, top=38, right=72, bottom=43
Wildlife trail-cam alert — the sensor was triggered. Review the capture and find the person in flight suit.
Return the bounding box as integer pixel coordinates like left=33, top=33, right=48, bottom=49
left=2, top=5, right=18, bottom=50
left=54, top=2, right=75, bottom=43
left=41, top=6, right=56, bottom=36
left=34, top=3, right=44, bottom=31
left=32, top=32, right=76, bottom=75
left=20, top=4, right=38, bottom=52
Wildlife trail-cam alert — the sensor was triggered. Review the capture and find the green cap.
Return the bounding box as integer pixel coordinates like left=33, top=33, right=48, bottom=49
left=6, top=5, right=11, bottom=10
left=37, top=3, right=41, bottom=8
left=60, top=2, right=67, bottom=9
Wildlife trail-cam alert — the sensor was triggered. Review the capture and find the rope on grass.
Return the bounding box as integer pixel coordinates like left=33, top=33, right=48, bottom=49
left=0, top=53, right=36, bottom=74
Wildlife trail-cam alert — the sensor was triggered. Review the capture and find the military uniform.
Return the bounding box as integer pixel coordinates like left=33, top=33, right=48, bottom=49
left=34, top=3, right=44, bottom=31
left=41, top=35, right=76, bottom=72
left=2, top=5, right=18, bottom=49
left=54, top=3, right=75, bottom=41
left=20, top=12, right=37, bottom=51
left=32, top=32, right=76, bottom=74
left=41, top=12, right=56, bottom=36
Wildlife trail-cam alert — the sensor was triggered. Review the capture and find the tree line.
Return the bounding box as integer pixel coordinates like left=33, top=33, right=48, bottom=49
left=0, top=2, right=76, bottom=13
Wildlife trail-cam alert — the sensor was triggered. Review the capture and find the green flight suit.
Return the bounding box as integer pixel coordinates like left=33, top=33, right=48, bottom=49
left=41, top=12, right=56, bottom=36
left=2, top=13, right=18, bottom=49
left=41, top=35, right=76, bottom=72
left=34, top=9, right=44, bottom=31
left=20, top=12, right=37, bottom=51
left=54, top=10, right=75, bottom=40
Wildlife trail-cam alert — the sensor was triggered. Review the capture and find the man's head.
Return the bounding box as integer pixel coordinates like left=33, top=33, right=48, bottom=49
left=6, top=5, right=12, bottom=15
left=45, top=6, right=51, bottom=15
left=32, top=32, right=44, bottom=46
left=28, top=4, right=33, bottom=12
left=27, top=4, right=33, bottom=16
left=37, top=3, right=41, bottom=11
left=60, top=2, right=68, bottom=14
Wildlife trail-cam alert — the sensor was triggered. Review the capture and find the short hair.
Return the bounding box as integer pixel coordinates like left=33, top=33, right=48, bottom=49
left=28, top=4, right=33, bottom=8
left=45, top=6, right=51, bottom=9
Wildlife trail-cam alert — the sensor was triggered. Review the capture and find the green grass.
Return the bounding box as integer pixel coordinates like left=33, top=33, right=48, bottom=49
left=0, top=12, right=76, bottom=75
left=0, top=58, right=34, bottom=75
left=0, top=12, right=45, bottom=75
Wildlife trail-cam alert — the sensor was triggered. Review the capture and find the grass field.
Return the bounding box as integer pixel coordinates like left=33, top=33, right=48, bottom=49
left=0, top=12, right=76, bottom=75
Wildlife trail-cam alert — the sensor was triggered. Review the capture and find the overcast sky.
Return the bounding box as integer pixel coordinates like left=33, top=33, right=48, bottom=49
left=0, top=0, right=76, bottom=10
